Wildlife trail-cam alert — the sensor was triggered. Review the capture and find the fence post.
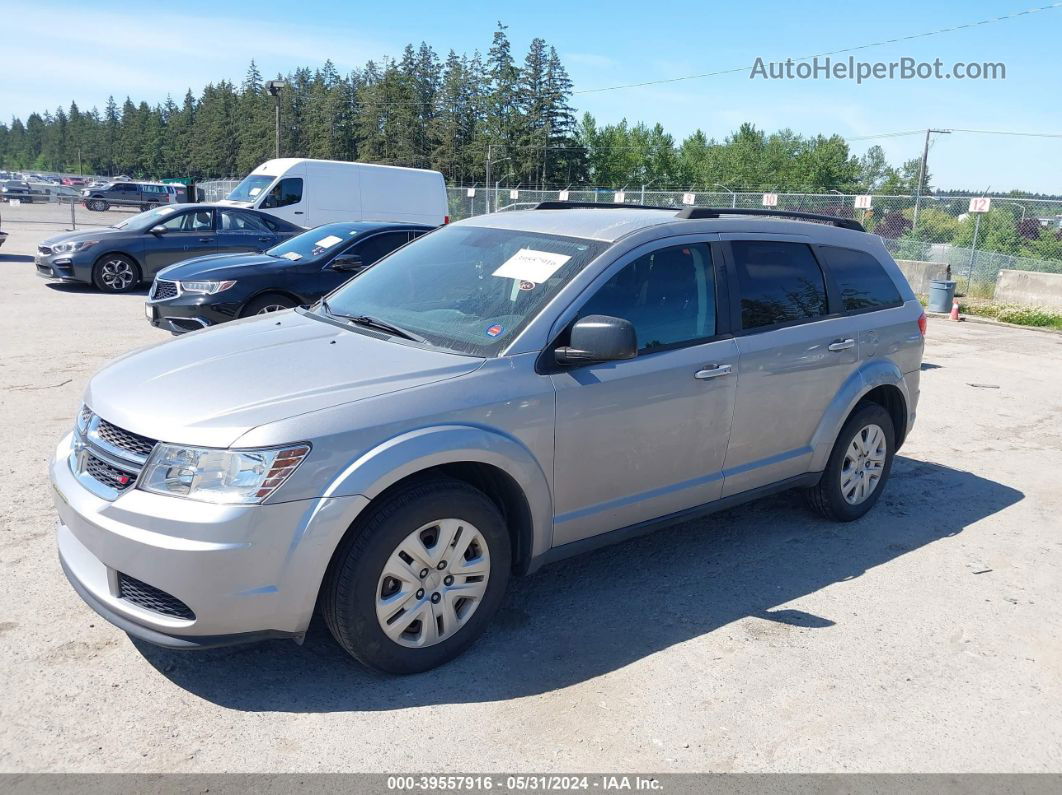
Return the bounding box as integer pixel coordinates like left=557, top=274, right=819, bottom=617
left=967, top=213, right=982, bottom=294
left=70, top=198, right=76, bottom=231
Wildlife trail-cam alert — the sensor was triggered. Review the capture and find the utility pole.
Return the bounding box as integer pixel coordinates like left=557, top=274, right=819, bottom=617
left=913, top=128, right=950, bottom=234
left=266, top=80, right=287, bottom=160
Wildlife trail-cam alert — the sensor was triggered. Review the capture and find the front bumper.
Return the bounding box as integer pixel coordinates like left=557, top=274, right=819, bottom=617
left=51, top=432, right=367, bottom=647
left=35, top=251, right=92, bottom=283
left=146, top=294, right=242, bottom=334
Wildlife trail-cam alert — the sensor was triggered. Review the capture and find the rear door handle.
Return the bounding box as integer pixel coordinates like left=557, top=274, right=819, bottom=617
left=694, top=364, right=733, bottom=380
left=828, top=339, right=855, bottom=352
left=293, top=211, right=304, bottom=215
left=197, top=237, right=212, bottom=243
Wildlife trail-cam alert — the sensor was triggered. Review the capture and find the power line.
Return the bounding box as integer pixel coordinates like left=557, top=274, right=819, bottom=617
left=574, top=3, right=1062, bottom=95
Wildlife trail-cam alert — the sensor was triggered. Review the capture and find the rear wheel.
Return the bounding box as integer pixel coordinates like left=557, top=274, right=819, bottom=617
left=241, top=294, right=297, bottom=316
left=322, top=477, right=511, bottom=674
left=806, top=402, right=895, bottom=522
left=91, top=254, right=140, bottom=293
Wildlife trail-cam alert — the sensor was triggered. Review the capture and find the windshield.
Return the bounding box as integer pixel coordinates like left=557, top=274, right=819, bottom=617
left=226, top=174, right=275, bottom=203
left=315, top=224, right=607, bottom=356
left=110, top=205, right=183, bottom=230
left=268, top=223, right=360, bottom=262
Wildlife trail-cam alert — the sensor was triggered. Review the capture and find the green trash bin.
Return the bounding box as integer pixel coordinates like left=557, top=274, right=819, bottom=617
left=928, top=280, right=956, bottom=313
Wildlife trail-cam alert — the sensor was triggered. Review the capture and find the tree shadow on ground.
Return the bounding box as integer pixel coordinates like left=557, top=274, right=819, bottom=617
left=134, top=456, right=1022, bottom=712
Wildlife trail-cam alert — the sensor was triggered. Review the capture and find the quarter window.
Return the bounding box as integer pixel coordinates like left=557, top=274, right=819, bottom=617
left=577, top=243, right=716, bottom=352
left=819, top=246, right=903, bottom=312
left=731, top=241, right=828, bottom=330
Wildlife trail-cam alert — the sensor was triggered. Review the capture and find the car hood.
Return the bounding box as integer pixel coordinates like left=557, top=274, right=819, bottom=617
left=158, top=252, right=279, bottom=281
left=84, top=310, right=484, bottom=448
left=41, top=227, right=129, bottom=247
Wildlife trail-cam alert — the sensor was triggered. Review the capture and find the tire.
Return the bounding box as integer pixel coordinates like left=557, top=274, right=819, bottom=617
left=806, top=402, right=895, bottom=522
left=241, top=294, right=297, bottom=317
left=322, top=476, right=512, bottom=674
left=88, top=198, right=108, bottom=212
left=91, top=254, right=140, bottom=293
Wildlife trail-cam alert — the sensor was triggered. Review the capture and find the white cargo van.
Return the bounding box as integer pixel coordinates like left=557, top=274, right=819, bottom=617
left=220, top=159, right=448, bottom=227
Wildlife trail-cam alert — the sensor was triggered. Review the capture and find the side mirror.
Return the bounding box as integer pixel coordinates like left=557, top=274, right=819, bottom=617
left=149, top=224, right=167, bottom=235
left=555, top=315, right=637, bottom=365
left=330, top=254, right=364, bottom=272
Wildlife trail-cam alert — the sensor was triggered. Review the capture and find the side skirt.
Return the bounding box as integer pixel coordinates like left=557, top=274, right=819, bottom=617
left=533, top=472, right=822, bottom=570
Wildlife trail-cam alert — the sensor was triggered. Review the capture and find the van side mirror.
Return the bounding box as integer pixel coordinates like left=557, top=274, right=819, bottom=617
left=555, top=315, right=637, bottom=365
left=149, top=224, right=167, bottom=235
left=330, top=254, right=364, bottom=272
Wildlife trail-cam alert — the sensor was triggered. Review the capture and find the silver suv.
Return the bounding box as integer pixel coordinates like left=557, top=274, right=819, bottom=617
left=52, top=205, right=924, bottom=673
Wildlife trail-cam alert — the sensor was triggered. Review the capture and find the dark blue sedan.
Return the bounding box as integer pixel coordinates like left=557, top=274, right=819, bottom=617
left=35, top=204, right=304, bottom=292
left=145, top=221, right=433, bottom=333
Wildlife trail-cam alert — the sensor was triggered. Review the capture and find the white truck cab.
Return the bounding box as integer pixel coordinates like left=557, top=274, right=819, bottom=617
left=220, top=158, right=448, bottom=228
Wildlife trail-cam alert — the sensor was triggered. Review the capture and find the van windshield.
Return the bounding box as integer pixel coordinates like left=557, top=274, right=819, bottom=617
left=226, top=175, right=275, bottom=203
left=314, top=224, right=606, bottom=356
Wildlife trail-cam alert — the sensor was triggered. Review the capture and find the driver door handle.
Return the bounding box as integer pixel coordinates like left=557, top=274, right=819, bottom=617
left=828, top=338, right=856, bottom=352
left=197, top=237, right=212, bottom=243
left=694, top=364, right=733, bottom=380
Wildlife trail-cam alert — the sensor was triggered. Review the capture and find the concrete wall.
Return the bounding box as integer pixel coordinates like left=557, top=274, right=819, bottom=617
left=894, top=259, right=950, bottom=295
left=994, top=269, right=1062, bottom=311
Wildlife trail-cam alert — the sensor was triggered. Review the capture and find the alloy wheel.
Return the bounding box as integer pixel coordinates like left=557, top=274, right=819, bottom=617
left=255, top=304, right=289, bottom=314
left=99, top=259, right=135, bottom=291
left=840, top=423, right=887, bottom=505
left=375, top=518, right=490, bottom=648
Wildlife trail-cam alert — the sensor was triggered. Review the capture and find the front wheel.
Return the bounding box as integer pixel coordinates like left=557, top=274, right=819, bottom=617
left=92, top=254, right=140, bottom=293
left=87, top=198, right=108, bottom=211
left=322, top=477, right=511, bottom=674
left=241, top=294, right=297, bottom=316
left=806, top=402, right=895, bottom=522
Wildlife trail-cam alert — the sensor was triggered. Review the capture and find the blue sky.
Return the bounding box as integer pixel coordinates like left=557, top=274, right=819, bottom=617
left=4, top=0, right=1060, bottom=192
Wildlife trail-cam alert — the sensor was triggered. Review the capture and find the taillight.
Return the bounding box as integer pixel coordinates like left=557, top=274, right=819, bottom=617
left=917, top=311, right=927, bottom=336
left=443, top=215, right=450, bottom=224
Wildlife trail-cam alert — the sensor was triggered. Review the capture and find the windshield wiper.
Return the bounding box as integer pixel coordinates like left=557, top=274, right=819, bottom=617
left=320, top=300, right=426, bottom=343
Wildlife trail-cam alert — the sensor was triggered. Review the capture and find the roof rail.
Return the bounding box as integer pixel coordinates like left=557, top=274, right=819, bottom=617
left=675, top=206, right=865, bottom=232
left=531, top=200, right=865, bottom=232
left=533, top=200, right=674, bottom=211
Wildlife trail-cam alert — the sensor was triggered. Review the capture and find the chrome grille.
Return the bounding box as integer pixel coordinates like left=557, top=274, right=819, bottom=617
left=96, top=419, right=156, bottom=459
left=117, top=572, right=195, bottom=620
left=151, top=280, right=178, bottom=300
left=71, top=408, right=157, bottom=500
left=84, top=454, right=137, bottom=492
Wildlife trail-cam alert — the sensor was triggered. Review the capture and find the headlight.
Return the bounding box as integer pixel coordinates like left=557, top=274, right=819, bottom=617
left=179, top=280, right=236, bottom=295
left=51, top=240, right=99, bottom=254
left=140, top=443, right=310, bottom=504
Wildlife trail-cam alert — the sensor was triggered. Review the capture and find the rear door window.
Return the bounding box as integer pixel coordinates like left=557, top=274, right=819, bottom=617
left=818, top=246, right=903, bottom=312
left=352, top=232, right=414, bottom=265
left=731, top=240, right=828, bottom=330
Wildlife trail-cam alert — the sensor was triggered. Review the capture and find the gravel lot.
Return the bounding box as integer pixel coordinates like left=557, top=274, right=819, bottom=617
left=1, top=206, right=1060, bottom=773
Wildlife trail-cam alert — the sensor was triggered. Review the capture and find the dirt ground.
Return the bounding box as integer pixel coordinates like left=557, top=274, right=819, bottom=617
left=1, top=206, right=1060, bottom=773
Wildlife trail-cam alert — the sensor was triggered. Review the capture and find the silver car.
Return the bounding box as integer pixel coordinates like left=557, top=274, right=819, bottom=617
left=52, top=205, right=925, bottom=673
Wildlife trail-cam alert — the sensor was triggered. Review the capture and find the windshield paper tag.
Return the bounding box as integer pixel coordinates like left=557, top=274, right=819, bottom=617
left=281, top=252, right=302, bottom=261
left=157, top=206, right=176, bottom=215
left=315, top=235, right=343, bottom=249
left=249, top=187, right=262, bottom=196
left=492, top=249, right=571, bottom=283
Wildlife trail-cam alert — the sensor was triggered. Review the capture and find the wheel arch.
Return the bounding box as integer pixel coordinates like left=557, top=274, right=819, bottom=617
left=239, top=289, right=305, bottom=317
left=323, top=425, right=553, bottom=576
left=809, top=360, right=911, bottom=471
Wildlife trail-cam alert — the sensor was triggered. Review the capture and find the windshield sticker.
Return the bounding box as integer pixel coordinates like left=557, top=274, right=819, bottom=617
left=156, top=206, right=176, bottom=215
left=486, top=324, right=503, bottom=338
left=281, top=251, right=302, bottom=261
left=315, top=235, right=343, bottom=249
left=519, top=280, right=536, bottom=291
left=492, top=249, right=571, bottom=283
left=249, top=187, right=262, bottom=197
